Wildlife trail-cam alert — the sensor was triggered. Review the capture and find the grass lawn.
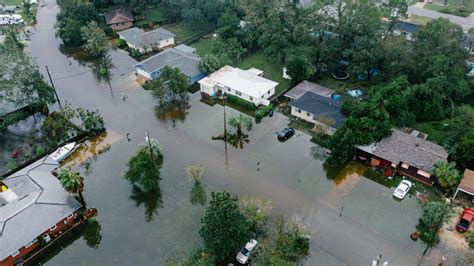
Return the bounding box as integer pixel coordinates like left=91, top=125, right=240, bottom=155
left=21, top=8, right=37, bottom=24
left=135, top=6, right=167, bottom=26
left=317, top=72, right=383, bottom=95
left=410, top=119, right=455, bottom=145
left=163, top=22, right=212, bottom=43
left=3, top=0, right=21, bottom=5
left=237, top=53, right=291, bottom=98
left=424, top=0, right=474, bottom=17
left=469, top=28, right=474, bottom=34
left=190, top=38, right=214, bottom=57
left=408, top=14, right=432, bottom=26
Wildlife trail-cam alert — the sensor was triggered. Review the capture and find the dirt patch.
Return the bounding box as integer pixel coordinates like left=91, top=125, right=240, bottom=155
left=439, top=206, right=469, bottom=251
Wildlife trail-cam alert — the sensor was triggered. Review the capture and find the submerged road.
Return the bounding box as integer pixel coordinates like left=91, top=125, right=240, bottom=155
left=27, top=1, right=452, bottom=265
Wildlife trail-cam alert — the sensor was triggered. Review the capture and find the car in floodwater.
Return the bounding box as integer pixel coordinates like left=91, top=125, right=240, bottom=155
left=456, top=208, right=474, bottom=233
left=277, top=127, right=295, bottom=141
left=236, top=239, right=258, bottom=264
left=393, top=180, right=412, bottom=200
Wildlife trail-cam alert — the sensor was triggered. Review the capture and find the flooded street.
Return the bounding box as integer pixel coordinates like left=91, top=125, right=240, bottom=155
left=24, top=1, right=437, bottom=265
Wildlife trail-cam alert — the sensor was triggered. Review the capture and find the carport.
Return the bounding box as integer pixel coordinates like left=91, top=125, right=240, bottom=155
left=453, top=169, right=474, bottom=199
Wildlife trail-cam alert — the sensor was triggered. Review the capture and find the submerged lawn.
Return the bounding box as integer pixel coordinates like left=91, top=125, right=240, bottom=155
left=237, top=53, right=291, bottom=98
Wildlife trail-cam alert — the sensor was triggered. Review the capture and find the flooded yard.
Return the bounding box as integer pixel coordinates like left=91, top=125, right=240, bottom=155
left=23, top=0, right=445, bottom=265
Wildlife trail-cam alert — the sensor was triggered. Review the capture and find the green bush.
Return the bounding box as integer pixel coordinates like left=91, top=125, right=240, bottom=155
left=226, top=95, right=256, bottom=110
left=35, top=146, right=46, bottom=156
left=255, top=104, right=273, bottom=119
left=130, top=48, right=142, bottom=58
left=116, top=38, right=127, bottom=48
left=466, top=231, right=474, bottom=249
left=5, top=161, right=17, bottom=171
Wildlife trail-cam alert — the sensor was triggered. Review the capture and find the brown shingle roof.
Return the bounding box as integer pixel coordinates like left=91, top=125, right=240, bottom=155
left=358, top=129, right=448, bottom=172
left=104, top=9, right=134, bottom=25
left=459, top=169, right=474, bottom=195
left=284, top=80, right=335, bottom=99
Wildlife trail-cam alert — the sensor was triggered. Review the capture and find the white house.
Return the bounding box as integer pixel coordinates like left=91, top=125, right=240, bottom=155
left=198, top=66, right=278, bottom=106
left=118, top=27, right=175, bottom=53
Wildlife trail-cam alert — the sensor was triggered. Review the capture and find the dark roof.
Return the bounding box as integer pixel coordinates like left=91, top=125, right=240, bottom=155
left=394, top=21, right=418, bottom=34
left=463, top=34, right=474, bottom=49
left=0, top=156, right=82, bottom=261
left=284, top=80, right=334, bottom=99
left=134, top=48, right=202, bottom=78
left=104, top=8, right=134, bottom=25
left=289, top=91, right=344, bottom=128
left=357, top=129, right=448, bottom=173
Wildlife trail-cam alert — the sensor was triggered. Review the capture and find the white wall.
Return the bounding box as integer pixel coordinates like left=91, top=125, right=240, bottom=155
left=136, top=68, right=152, bottom=80
left=224, top=85, right=275, bottom=106
left=200, top=84, right=215, bottom=95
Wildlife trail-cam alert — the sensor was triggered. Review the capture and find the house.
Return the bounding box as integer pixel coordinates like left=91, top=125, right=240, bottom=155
left=134, top=46, right=206, bottom=84
left=198, top=65, right=278, bottom=107
left=103, top=8, right=134, bottom=31
left=284, top=80, right=335, bottom=101
left=118, top=27, right=175, bottom=53
left=289, top=91, right=344, bottom=134
left=356, top=128, right=449, bottom=186
left=453, top=169, right=474, bottom=199
left=393, top=21, right=418, bottom=40
left=0, top=156, right=82, bottom=265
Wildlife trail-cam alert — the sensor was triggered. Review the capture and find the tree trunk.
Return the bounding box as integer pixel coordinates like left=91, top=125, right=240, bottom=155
left=78, top=191, right=86, bottom=208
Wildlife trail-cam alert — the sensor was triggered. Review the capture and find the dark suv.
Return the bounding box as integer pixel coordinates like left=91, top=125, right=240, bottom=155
left=277, top=127, right=295, bottom=141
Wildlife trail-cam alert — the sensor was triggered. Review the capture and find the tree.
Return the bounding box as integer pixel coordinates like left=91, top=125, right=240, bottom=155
left=58, top=168, right=85, bottom=205
left=416, top=201, right=448, bottom=251
left=124, top=139, right=163, bottom=192
left=450, top=130, right=474, bottom=171
left=212, top=37, right=245, bottom=64
left=150, top=66, right=189, bottom=105
left=186, top=163, right=204, bottom=183
left=199, top=54, right=222, bottom=74
left=57, top=0, right=101, bottom=46
left=228, top=114, right=252, bottom=136
left=42, top=104, right=78, bottom=145
left=186, top=163, right=207, bottom=205
left=81, top=21, right=107, bottom=57
left=239, top=196, right=272, bottom=232
left=286, top=56, right=315, bottom=85
left=432, top=161, right=461, bottom=189
left=78, top=108, right=105, bottom=136
left=199, top=191, right=252, bottom=263
left=217, top=12, right=242, bottom=40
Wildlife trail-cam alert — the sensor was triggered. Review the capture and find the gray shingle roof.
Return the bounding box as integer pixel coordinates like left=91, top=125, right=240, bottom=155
left=118, top=27, right=175, bottom=50
left=134, top=48, right=202, bottom=78
left=174, top=44, right=196, bottom=54
left=0, top=156, right=82, bottom=261
left=289, top=91, right=344, bottom=128
left=357, top=129, right=448, bottom=172
left=284, top=80, right=335, bottom=99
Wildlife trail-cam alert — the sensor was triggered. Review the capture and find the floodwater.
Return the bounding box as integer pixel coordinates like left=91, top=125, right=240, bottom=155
left=24, top=1, right=437, bottom=265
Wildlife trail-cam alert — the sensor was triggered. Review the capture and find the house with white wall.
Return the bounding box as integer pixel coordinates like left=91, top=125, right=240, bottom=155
left=118, top=27, right=175, bottom=53
left=198, top=65, right=278, bottom=107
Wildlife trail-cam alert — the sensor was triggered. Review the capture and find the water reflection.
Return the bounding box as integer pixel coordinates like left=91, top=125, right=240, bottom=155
left=154, top=100, right=190, bottom=122
left=324, top=161, right=367, bottom=187
left=129, top=185, right=163, bottom=222
left=226, top=132, right=249, bottom=149
left=82, top=218, right=102, bottom=248
left=189, top=182, right=207, bottom=206
left=310, top=145, right=328, bottom=161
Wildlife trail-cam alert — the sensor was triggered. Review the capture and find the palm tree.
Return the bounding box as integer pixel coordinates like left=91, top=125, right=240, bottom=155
left=58, top=168, right=85, bottom=205
left=228, top=114, right=253, bottom=135
left=432, top=161, right=460, bottom=189
left=185, top=163, right=204, bottom=184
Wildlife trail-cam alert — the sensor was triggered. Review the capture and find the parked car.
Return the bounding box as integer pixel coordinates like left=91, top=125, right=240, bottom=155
left=236, top=239, right=258, bottom=264
left=393, top=180, right=412, bottom=199
left=277, top=127, right=295, bottom=141
left=456, top=208, right=474, bottom=233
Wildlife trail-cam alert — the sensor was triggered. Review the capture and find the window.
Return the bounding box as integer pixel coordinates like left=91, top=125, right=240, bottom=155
left=227, top=87, right=231, bottom=92
left=306, top=112, right=311, bottom=117
left=25, top=238, right=38, bottom=248
left=67, top=214, right=74, bottom=219
left=401, top=163, right=409, bottom=169
left=11, top=250, right=20, bottom=257
left=249, top=96, right=253, bottom=101
left=417, top=170, right=431, bottom=178
left=49, top=225, right=57, bottom=231
left=236, top=91, right=242, bottom=96
left=391, top=163, right=397, bottom=168
left=268, top=90, right=271, bottom=95
left=296, top=108, right=301, bottom=113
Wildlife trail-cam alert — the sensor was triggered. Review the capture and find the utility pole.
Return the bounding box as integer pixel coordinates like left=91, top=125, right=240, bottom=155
left=45, top=65, right=62, bottom=108
left=223, top=99, right=228, bottom=169
left=145, top=130, right=155, bottom=162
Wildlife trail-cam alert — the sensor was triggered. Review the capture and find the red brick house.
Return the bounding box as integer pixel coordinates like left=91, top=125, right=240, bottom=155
left=0, top=156, right=82, bottom=265
left=104, top=8, right=134, bottom=31
left=356, top=128, right=448, bottom=185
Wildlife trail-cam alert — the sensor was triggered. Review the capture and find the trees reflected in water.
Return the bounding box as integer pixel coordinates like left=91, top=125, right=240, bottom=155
left=130, top=185, right=163, bottom=222
left=82, top=218, right=102, bottom=248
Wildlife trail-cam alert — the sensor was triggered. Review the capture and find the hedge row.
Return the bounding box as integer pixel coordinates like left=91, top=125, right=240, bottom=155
left=226, top=95, right=257, bottom=110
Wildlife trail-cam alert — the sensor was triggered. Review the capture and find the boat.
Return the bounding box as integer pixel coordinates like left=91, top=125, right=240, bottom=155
left=49, top=142, right=77, bottom=162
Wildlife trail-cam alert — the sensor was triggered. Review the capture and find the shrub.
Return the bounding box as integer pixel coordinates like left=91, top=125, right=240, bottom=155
left=466, top=231, right=474, bottom=248
left=255, top=104, right=273, bottom=119
left=226, top=95, right=256, bottom=110
left=130, top=48, right=142, bottom=58
left=35, top=146, right=46, bottom=156
left=116, top=38, right=127, bottom=48
left=5, top=161, right=17, bottom=171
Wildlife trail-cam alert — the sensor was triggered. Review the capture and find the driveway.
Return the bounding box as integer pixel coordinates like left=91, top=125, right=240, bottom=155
left=407, top=6, right=474, bottom=32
